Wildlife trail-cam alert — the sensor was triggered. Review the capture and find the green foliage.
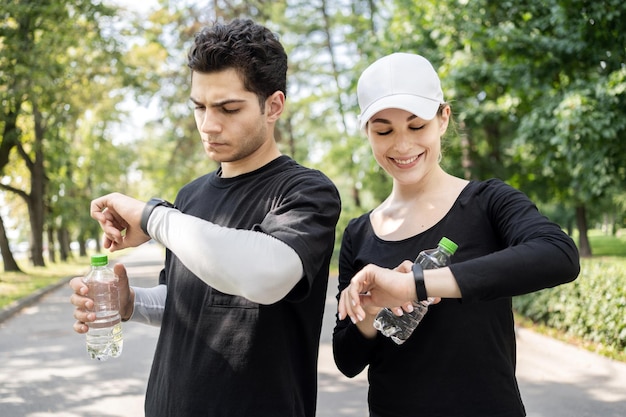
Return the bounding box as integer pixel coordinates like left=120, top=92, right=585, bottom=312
left=2, top=0, right=626, bottom=277
left=513, top=232, right=626, bottom=359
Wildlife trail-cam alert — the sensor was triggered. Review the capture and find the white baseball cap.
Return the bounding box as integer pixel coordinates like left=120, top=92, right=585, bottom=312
left=357, top=53, right=444, bottom=130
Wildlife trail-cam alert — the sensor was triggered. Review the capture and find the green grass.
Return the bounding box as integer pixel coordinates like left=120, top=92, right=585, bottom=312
left=583, top=229, right=626, bottom=257
left=0, top=258, right=91, bottom=310
left=0, top=249, right=130, bottom=311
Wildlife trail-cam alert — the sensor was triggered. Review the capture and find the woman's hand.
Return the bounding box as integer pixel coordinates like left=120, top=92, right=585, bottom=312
left=338, top=261, right=417, bottom=324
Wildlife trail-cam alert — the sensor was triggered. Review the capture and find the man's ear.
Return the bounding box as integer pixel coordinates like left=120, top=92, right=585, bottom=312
left=265, top=91, right=285, bottom=122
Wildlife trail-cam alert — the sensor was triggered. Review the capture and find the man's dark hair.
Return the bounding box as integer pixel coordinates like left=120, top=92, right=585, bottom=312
left=187, top=18, right=288, bottom=110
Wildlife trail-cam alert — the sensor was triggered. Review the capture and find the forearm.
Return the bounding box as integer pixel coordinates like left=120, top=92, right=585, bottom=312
left=424, top=268, right=462, bottom=299
left=125, top=285, right=166, bottom=326
left=354, top=311, right=379, bottom=339
left=147, top=207, right=304, bottom=304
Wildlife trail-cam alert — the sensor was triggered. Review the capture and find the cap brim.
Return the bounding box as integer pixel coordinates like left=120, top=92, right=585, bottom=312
left=358, top=94, right=441, bottom=130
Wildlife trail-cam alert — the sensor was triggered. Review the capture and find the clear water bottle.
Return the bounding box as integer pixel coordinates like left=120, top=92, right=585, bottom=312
left=83, top=254, right=123, bottom=360
left=373, top=237, right=458, bottom=345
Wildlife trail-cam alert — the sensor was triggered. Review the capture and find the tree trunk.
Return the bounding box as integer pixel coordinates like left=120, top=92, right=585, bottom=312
left=47, top=227, right=56, bottom=263
left=58, top=227, right=70, bottom=262
left=26, top=104, right=47, bottom=267
left=0, top=213, right=22, bottom=273
left=459, top=120, right=473, bottom=180
left=575, top=205, right=592, bottom=258
left=351, top=183, right=361, bottom=209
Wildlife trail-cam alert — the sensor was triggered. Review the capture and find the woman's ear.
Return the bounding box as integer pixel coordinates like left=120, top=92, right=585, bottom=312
left=438, top=104, right=451, bottom=135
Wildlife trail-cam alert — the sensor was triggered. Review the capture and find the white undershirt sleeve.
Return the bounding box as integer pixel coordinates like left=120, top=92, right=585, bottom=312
left=129, top=284, right=167, bottom=326
left=146, top=207, right=304, bottom=305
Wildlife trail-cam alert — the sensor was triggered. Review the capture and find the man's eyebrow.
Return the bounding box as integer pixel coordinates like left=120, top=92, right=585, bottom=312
left=189, top=97, right=247, bottom=107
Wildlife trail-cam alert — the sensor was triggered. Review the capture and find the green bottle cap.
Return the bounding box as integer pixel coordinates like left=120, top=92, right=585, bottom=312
left=438, top=237, right=458, bottom=255
left=91, top=254, right=108, bottom=266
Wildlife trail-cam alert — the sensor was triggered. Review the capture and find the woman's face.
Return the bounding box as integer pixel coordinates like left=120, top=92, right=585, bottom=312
left=366, top=107, right=450, bottom=185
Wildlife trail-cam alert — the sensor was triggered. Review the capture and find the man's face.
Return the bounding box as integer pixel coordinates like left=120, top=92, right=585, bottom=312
left=190, top=69, right=271, bottom=168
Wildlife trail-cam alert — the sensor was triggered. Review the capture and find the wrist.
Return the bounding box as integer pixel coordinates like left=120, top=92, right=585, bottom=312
left=140, top=197, right=175, bottom=235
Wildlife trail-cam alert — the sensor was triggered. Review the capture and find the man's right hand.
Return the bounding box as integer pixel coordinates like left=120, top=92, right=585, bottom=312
left=69, top=263, right=134, bottom=333
left=90, top=192, right=151, bottom=251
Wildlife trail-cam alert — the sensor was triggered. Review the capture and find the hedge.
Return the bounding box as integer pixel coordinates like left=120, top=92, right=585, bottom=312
left=513, top=257, right=626, bottom=359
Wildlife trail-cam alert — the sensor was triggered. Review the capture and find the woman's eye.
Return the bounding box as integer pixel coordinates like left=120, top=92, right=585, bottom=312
left=376, top=130, right=392, bottom=136
left=409, top=125, right=425, bottom=131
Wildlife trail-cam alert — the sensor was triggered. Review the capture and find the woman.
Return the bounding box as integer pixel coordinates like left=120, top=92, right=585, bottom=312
left=332, top=53, right=580, bottom=417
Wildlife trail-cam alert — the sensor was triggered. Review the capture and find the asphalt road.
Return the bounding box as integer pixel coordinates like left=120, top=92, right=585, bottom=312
left=1, top=243, right=625, bottom=416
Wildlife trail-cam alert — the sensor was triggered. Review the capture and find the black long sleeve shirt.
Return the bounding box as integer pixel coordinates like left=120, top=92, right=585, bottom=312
left=333, top=179, right=580, bottom=417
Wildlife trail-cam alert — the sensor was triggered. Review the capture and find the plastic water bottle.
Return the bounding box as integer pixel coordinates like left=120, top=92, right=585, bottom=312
left=83, top=254, right=123, bottom=360
left=373, top=237, right=458, bottom=345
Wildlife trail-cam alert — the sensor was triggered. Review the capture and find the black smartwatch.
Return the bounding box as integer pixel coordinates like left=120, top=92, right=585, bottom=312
left=140, top=197, right=175, bottom=235
left=412, top=263, right=427, bottom=301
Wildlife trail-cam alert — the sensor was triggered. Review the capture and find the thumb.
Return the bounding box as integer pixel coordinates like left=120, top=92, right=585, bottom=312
left=113, top=263, right=129, bottom=286
left=112, top=262, right=133, bottom=320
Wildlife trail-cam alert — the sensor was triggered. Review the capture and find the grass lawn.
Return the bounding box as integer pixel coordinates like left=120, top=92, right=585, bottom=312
left=0, top=258, right=91, bottom=310
left=0, top=249, right=130, bottom=311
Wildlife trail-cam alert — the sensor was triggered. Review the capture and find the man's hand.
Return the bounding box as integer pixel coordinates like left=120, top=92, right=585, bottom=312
left=69, top=263, right=135, bottom=333
left=90, top=193, right=150, bottom=251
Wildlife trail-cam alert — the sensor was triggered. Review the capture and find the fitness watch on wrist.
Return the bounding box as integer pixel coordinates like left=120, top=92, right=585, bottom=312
left=140, top=197, right=175, bottom=235
left=412, top=262, right=427, bottom=301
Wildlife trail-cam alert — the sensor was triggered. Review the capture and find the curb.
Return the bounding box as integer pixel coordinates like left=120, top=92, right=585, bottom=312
left=0, top=276, right=73, bottom=324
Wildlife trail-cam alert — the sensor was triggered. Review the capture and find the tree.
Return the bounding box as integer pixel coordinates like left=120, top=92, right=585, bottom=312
left=0, top=0, right=133, bottom=265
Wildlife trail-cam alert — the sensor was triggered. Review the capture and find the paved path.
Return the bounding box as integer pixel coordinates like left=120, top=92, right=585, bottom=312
left=1, top=244, right=625, bottom=416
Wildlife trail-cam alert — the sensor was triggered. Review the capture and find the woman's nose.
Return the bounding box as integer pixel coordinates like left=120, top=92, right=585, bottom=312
left=393, top=132, right=412, bottom=152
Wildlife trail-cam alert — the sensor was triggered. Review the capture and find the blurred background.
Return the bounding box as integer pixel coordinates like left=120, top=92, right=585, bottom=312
left=1, top=0, right=625, bottom=361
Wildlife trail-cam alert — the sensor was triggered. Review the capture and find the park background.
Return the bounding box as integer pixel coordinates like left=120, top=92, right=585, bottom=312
left=1, top=0, right=625, bottom=361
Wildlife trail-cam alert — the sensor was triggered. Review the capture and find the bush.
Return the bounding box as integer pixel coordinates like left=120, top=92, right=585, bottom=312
left=513, top=257, right=626, bottom=360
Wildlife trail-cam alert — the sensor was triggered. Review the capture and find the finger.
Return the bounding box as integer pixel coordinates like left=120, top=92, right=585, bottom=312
left=73, top=307, right=96, bottom=323
left=73, top=320, right=89, bottom=334
left=340, top=288, right=362, bottom=324
left=69, top=292, right=93, bottom=310
left=337, top=291, right=348, bottom=320
left=347, top=277, right=367, bottom=308
left=69, top=276, right=88, bottom=293
left=90, top=194, right=114, bottom=219
left=113, top=263, right=128, bottom=284
left=341, top=290, right=358, bottom=323
left=402, top=301, right=414, bottom=313
left=113, top=263, right=132, bottom=316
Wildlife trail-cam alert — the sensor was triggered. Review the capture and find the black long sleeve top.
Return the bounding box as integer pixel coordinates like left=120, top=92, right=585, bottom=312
left=332, top=179, right=580, bottom=417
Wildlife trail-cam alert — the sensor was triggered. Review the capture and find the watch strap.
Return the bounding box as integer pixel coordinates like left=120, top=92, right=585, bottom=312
left=412, top=262, right=427, bottom=301
left=140, top=198, right=174, bottom=235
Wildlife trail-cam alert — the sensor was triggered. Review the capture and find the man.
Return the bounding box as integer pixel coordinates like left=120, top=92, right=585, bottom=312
left=70, top=18, right=340, bottom=417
